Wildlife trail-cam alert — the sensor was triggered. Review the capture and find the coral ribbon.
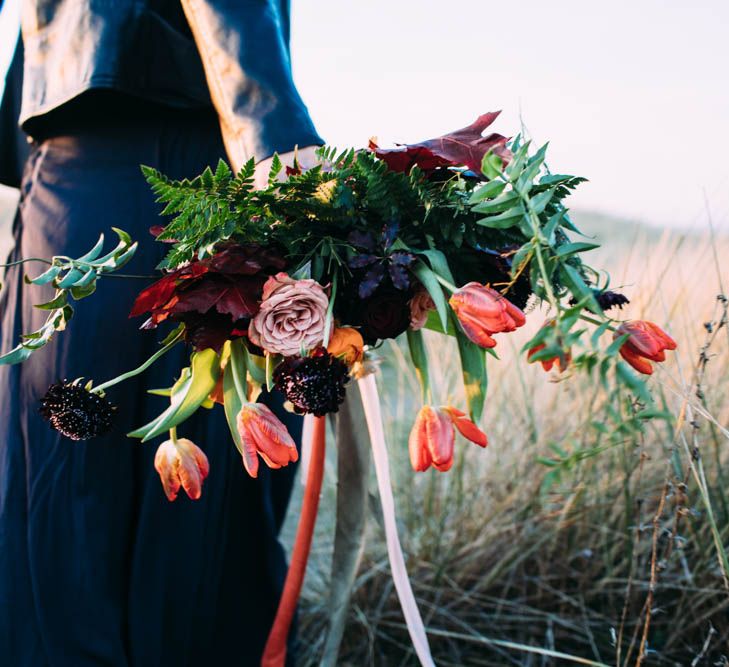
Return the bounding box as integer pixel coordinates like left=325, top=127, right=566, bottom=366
left=261, top=415, right=326, bottom=667
left=357, top=374, right=436, bottom=667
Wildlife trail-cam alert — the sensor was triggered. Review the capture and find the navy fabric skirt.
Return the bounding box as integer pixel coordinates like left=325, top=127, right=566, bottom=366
left=0, top=109, right=299, bottom=667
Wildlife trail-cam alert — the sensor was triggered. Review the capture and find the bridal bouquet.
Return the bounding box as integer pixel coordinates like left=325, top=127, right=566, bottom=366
left=1, top=112, right=676, bottom=666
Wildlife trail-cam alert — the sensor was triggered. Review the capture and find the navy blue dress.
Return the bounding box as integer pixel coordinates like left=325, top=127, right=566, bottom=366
left=0, top=106, right=303, bottom=666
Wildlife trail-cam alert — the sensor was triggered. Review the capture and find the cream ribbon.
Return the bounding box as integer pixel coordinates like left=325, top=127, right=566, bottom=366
left=357, top=373, right=435, bottom=667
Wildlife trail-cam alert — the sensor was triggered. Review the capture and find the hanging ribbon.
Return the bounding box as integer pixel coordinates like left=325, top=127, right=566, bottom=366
left=262, top=415, right=326, bottom=667
left=357, top=374, right=435, bottom=667
left=321, top=395, right=371, bottom=667
left=299, top=413, right=315, bottom=487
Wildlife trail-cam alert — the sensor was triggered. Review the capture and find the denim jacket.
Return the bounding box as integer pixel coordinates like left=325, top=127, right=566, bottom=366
left=18, top=0, right=322, bottom=167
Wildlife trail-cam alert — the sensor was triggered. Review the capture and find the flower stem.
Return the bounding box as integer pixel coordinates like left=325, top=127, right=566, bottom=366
left=0, top=257, right=52, bottom=268
left=93, top=331, right=184, bottom=394
left=580, top=313, right=617, bottom=331
left=169, top=426, right=178, bottom=445
left=434, top=274, right=458, bottom=293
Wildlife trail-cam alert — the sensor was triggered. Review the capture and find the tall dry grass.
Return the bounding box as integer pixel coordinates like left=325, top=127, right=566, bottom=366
left=286, top=220, right=729, bottom=666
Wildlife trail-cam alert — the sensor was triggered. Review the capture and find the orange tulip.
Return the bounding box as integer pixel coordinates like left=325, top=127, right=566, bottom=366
left=614, top=320, right=677, bottom=375
left=154, top=437, right=210, bottom=501
left=409, top=406, right=454, bottom=472
left=409, top=405, right=488, bottom=473
left=327, top=326, right=364, bottom=365
left=237, top=403, right=299, bottom=478
left=527, top=321, right=571, bottom=372
left=441, top=406, right=489, bottom=447
left=449, top=282, right=526, bottom=348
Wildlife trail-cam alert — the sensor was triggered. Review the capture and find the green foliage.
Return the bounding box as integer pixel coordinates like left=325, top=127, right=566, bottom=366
left=0, top=230, right=137, bottom=365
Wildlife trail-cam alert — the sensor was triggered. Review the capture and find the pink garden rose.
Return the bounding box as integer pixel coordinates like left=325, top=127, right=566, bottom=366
left=248, top=273, right=329, bottom=356
left=408, top=289, right=436, bottom=331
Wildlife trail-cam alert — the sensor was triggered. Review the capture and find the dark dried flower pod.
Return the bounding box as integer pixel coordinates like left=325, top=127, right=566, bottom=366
left=273, top=349, right=349, bottom=417
left=40, top=380, right=117, bottom=440
left=570, top=289, right=630, bottom=311
left=595, top=290, right=630, bottom=311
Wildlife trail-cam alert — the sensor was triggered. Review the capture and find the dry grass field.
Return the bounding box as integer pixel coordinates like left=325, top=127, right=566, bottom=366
left=2, top=187, right=727, bottom=664
left=290, top=214, right=729, bottom=666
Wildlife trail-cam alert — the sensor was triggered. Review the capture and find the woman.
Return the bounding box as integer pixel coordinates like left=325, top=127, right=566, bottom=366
left=0, top=2, right=322, bottom=665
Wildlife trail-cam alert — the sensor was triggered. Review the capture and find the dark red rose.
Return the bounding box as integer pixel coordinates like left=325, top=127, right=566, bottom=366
left=359, top=288, right=412, bottom=343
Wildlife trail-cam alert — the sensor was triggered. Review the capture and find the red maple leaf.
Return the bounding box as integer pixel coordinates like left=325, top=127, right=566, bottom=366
left=372, top=112, right=511, bottom=175
left=166, top=275, right=265, bottom=321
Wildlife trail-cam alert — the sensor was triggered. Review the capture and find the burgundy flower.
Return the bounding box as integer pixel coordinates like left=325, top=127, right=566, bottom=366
left=358, top=288, right=412, bottom=343
left=273, top=348, right=349, bottom=416
left=130, top=243, right=286, bottom=351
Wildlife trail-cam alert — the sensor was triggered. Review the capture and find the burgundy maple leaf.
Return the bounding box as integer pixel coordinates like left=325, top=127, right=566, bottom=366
left=371, top=112, right=511, bottom=175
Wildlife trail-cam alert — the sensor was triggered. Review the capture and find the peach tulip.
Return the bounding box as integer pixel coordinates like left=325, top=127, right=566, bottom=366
left=237, top=403, right=299, bottom=478
left=409, top=405, right=488, bottom=473
left=449, top=282, right=525, bottom=348
left=614, top=320, right=677, bottom=375
left=154, top=437, right=210, bottom=501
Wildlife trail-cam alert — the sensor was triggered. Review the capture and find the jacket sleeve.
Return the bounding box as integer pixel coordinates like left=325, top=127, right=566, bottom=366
left=181, top=0, right=323, bottom=170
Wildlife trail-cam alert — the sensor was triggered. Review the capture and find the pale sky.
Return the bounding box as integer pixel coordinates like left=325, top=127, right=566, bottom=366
left=291, top=0, right=729, bottom=231
left=2, top=0, right=728, bottom=230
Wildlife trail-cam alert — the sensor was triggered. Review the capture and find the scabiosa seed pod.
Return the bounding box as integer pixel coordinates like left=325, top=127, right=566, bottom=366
left=39, top=380, right=117, bottom=440
left=596, top=290, right=630, bottom=311
left=273, top=348, right=349, bottom=417
left=570, top=289, right=630, bottom=311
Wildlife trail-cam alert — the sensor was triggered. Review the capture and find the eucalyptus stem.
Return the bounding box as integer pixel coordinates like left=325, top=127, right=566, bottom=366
left=518, top=187, right=560, bottom=312
left=93, top=331, right=183, bottom=393
left=0, top=258, right=52, bottom=268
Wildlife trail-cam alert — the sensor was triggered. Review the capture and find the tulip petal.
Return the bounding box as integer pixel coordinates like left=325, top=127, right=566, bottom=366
left=408, top=410, right=432, bottom=472
left=453, top=418, right=488, bottom=448
left=178, top=458, right=204, bottom=500
left=425, top=409, right=454, bottom=471
left=620, top=345, right=654, bottom=375
left=238, top=429, right=261, bottom=478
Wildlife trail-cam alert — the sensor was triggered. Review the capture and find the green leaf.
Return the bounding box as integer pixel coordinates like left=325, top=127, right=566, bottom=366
left=28, top=264, right=61, bottom=285
left=559, top=264, right=602, bottom=314
left=76, top=235, right=106, bottom=263
left=454, top=319, right=487, bottom=422
left=411, top=260, right=449, bottom=331
left=229, top=339, right=248, bottom=402
left=476, top=205, right=526, bottom=229
left=555, top=242, right=600, bottom=258
left=223, top=361, right=245, bottom=458
left=423, top=309, right=456, bottom=336
left=214, top=159, right=231, bottom=184
left=35, top=291, right=68, bottom=310
left=268, top=153, right=283, bottom=186
left=615, top=361, right=651, bottom=403
left=56, top=268, right=85, bottom=289
left=417, top=248, right=455, bottom=283
left=406, top=329, right=431, bottom=403
left=543, top=210, right=565, bottom=242
left=471, top=190, right=521, bottom=215
left=510, top=242, right=533, bottom=278
left=481, top=151, right=503, bottom=180
left=70, top=280, right=97, bottom=300
left=529, top=187, right=555, bottom=215
left=128, top=348, right=221, bottom=441
left=242, top=344, right=266, bottom=385
left=0, top=344, right=33, bottom=365
left=467, top=179, right=507, bottom=204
